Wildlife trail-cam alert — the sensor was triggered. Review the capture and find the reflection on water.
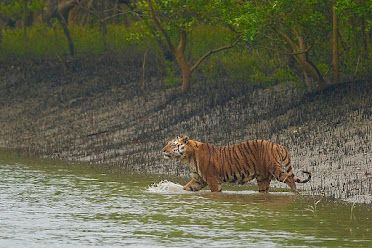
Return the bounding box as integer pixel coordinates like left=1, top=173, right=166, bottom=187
left=0, top=156, right=371, bottom=247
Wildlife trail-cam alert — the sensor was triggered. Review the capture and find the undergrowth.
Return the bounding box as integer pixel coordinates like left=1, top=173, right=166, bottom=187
left=3, top=23, right=368, bottom=88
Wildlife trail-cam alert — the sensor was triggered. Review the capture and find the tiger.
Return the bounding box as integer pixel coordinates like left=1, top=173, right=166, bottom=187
left=162, top=135, right=311, bottom=193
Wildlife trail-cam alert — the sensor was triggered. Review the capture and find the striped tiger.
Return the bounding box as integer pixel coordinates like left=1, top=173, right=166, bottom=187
left=162, top=135, right=311, bottom=193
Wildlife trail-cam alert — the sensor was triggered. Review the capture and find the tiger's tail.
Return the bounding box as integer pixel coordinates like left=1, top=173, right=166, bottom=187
left=294, top=170, right=311, bottom=183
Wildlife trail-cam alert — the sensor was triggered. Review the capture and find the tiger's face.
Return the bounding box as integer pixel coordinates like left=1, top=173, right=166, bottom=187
left=162, top=135, right=189, bottom=159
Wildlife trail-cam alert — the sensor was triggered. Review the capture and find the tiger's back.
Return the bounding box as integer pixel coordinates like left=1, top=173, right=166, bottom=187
left=207, top=140, right=292, bottom=185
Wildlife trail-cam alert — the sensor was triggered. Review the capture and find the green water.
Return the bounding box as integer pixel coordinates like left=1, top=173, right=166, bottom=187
left=0, top=154, right=371, bottom=248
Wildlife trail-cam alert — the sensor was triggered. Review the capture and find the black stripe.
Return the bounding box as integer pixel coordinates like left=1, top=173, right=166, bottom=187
left=236, top=147, right=246, bottom=180
left=226, top=145, right=234, bottom=180
left=236, top=144, right=248, bottom=172
left=223, top=146, right=230, bottom=180
left=240, top=144, right=254, bottom=175
left=193, top=155, right=199, bottom=173
left=252, top=141, right=260, bottom=161
left=232, top=173, right=238, bottom=183
left=220, top=146, right=225, bottom=177
left=206, top=143, right=212, bottom=172
left=243, top=142, right=257, bottom=176
left=231, top=146, right=241, bottom=175
left=282, top=147, right=288, bottom=161
left=274, top=145, right=281, bottom=164
left=246, top=141, right=258, bottom=163
left=260, top=140, right=264, bottom=150
left=230, top=146, right=241, bottom=172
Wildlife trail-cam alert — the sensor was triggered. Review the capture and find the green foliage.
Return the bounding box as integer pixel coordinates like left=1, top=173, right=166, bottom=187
left=224, top=1, right=259, bottom=41
left=138, top=0, right=232, bottom=31
left=188, top=25, right=232, bottom=59
left=0, top=0, right=44, bottom=18
left=163, top=75, right=179, bottom=86
left=0, top=0, right=371, bottom=89
left=337, top=0, right=372, bottom=26
left=1, top=24, right=66, bottom=57
left=272, top=68, right=297, bottom=83
left=188, top=25, right=279, bottom=85
left=334, top=0, right=372, bottom=78
left=0, top=24, right=153, bottom=58
left=317, top=63, right=330, bottom=78
left=106, top=22, right=152, bottom=51
left=162, top=60, right=180, bottom=86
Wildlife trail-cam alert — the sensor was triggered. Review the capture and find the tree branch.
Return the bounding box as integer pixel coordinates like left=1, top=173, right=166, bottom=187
left=177, top=29, right=187, bottom=54
left=273, top=29, right=314, bottom=55
left=0, top=13, right=16, bottom=27
left=277, top=30, right=297, bottom=50
left=56, top=10, right=75, bottom=56
left=283, top=45, right=313, bottom=55
left=147, top=0, right=174, bottom=52
left=45, top=0, right=77, bottom=22
left=59, top=0, right=78, bottom=16
left=190, top=36, right=240, bottom=73
left=76, top=0, right=105, bottom=22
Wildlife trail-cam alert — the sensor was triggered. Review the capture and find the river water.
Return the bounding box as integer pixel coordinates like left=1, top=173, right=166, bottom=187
left=0, top=154, right=371, bottom=248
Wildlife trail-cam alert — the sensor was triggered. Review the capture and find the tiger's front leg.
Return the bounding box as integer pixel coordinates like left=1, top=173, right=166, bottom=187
left=183, top=178, right=207, bottom=192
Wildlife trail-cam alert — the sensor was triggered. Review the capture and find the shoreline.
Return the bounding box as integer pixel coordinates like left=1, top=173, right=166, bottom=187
left=0, top=59, right=371, bottom=203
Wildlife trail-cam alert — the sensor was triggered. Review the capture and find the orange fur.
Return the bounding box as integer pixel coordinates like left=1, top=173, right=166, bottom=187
left=162, top=135, right=311, bottom=193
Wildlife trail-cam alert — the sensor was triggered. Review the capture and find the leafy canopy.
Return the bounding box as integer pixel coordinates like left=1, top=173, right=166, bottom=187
left=0, top=0, right=44, bottom=18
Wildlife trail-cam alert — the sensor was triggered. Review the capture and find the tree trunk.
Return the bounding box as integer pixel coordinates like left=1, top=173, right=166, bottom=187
left=0, top=25, right=2, bottom=47
left=303, top=71, right=312, bottom=90
left=57, top=12, right=75, bottom=57
left=181, top=67, right=192, bottom=93
left=46, top=0, right=75, bottom=56
left=141, top=49, right=148, bottom=92
left=294, top=34, right=327, bottom=90
left=146, top=0, right=238, bottom=93
left=295, top=53, right=327, bottom=91
left=174, top=30, right=192, bottom=93
left=332, top=3, right=339, bottom=84
left=279, top=30, right=327, bottom=91
left=361, top=16, right=369, bottom=59
left=99, top=0, right=107, bottom=49
left=22, top=0, right=28, bottom=39
left=176, top=50, right=192, bottom=93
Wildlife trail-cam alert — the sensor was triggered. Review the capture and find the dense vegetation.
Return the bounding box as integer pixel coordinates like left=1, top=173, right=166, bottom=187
left=0, top=0, right=371, bottom=92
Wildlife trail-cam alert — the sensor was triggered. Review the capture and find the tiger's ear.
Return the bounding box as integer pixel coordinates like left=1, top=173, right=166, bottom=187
left=184, top=136, right=189, bottom=144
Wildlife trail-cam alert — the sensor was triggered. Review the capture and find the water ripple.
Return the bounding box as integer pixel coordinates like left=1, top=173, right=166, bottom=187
left=0, top=162, right=371, bottom=247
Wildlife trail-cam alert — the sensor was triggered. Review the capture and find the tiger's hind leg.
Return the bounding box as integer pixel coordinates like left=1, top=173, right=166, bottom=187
left=271, top=163, right=298, bottom=193
left=284, top=175, right=298, bottom=193
left=257, top=179, right=271, bottom=193
left=206, top=176, right=222, bottom=192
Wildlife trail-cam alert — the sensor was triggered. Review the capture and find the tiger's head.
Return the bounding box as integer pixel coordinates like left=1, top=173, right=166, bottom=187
left=162, top=135, right=190, bottom=160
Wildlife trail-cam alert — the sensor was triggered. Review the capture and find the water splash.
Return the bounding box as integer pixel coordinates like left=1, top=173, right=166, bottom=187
left=146, top=180, right=188, bottom=194
left=146, top=180, right=295, bottom=196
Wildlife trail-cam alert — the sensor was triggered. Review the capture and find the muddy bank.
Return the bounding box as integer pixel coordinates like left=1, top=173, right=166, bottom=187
left=0, top=58, right=371, bottom=203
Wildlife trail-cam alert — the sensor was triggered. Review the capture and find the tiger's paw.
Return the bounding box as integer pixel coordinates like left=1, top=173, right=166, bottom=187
left=183, top=185, right=198, bottom=192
